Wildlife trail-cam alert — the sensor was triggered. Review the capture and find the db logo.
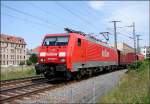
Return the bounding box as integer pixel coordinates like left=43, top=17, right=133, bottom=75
left=102, top=50, right=109, bottom=57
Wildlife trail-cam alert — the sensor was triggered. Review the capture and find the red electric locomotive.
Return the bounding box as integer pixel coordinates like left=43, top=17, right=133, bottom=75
left=36, top=28, right=144, bottom=79
left=35, top=28, right=119, bottom=79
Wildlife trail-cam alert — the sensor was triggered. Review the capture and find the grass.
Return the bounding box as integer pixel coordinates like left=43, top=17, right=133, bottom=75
left=0, top=66, right=36, bottom=80
left=99, top=59, right=150, bottom=104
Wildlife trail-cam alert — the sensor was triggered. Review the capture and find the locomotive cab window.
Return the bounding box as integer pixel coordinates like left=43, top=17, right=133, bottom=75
left=77, top=38, right=81, bottom=46
left=43, top=36, right=69, bottom=46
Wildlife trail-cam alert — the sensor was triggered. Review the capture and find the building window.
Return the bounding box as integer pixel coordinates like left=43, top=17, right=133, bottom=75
left=0, top=42, right=2, bottom=46
left=11, top=55, right=14, bottom=59
left=17, top=55, right=19, bottom=59
left=20, top=56, right=22, bottom=59
left=7, top=55, right=8, bottom=59
left=24, top=56, right=26, bottom=59
left=3, top=61, right=5, bottom=65
left=0, top=54, right=2, bottom=59
left=11, top=43, right=13, bottom=47
left=11, top=49, right=14, bottom=53
left=1, top=48, right=3, bottom=52
left=3, top=54, right=5, bottom=59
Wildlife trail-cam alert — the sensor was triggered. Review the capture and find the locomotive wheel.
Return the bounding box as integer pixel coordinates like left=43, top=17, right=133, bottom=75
left=80, top=69, right=86, bottom=76
left=88, top=69, right=92, bottom=77
left=65, top=71, right=73, bottom=81
left=44, top=73, right=51, bottom=79
left=76, top=71, right=82, bottom=80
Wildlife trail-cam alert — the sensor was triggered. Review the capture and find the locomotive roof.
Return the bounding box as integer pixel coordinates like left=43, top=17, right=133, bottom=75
left=45, top=32, right=115, bottom=50
left=64, top=28, right=114, bottom=49
left=45, top=33, right=67, bottom=37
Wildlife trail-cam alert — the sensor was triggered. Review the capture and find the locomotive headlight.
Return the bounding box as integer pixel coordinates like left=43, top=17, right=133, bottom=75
left=40, top=52, right=46, bottom=57
left=60, top=58, right=66, bottom=62
left=40, top=58, right=44, bottom=62
left=58, top=52, right=66, bottom=57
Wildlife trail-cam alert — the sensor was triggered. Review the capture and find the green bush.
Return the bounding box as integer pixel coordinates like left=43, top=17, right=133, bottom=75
left=26, top=60, right=32, bottom=66
left=29, top=53, right=38, bottom=64
left=128, top=61, right=143, bottom=70
left=19, top=61, right=25, bottom=65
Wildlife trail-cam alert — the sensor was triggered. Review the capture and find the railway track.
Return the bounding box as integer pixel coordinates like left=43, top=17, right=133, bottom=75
left=0, top=75, right=71, bottom=103
left=0, top=75, right=49, bottom=103
left=0, top=75, right=44, bottom=86
left=0, top=69, right=125, bottom=103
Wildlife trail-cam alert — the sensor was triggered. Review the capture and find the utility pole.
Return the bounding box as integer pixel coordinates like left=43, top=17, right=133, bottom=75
left=110, top=21, right=121, bottom=49
left=133, top=22, right=136, bottom=56
left=136, top=34, right=142, bottom=53
left=126, top=22, right=136, bottom=61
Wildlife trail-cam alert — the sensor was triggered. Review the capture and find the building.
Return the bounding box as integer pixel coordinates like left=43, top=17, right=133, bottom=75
left=26, top=49, right=32, bottom=60
left=140, top=46, right=150, bottom=59
left=117, top=42, right=134, bottom=54
left=0, top=34, right=27, bottom=67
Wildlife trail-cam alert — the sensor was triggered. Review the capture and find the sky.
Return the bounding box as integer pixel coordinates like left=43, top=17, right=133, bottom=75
left=1, top=1, right=149, bottom=49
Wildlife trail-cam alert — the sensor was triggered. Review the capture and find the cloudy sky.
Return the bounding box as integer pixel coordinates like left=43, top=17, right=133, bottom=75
left=1, top=1, right=149, bottom=49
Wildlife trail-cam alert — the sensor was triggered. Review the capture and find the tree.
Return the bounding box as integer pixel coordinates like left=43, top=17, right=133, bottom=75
left=29, top=53, right=38, bottom=64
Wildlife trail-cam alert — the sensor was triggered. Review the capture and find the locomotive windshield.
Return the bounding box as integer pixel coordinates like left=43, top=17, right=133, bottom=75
left=43, top=36, right=69, bottom=46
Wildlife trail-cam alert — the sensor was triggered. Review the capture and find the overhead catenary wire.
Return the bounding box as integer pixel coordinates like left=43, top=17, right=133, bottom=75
left=27, top=2, right=69, bottom=28
left=117, top=32, right=134, bottom=39
left=2, top=12, right=57, bottom=31
left=28, top=2, right=92, bottom=32
left=107, top=26, right=134, bottom=36
left=55, top=1, right=100, bottom=31
left=66, top=3, right=102, bottom=29
left=107, top=27, right=134, bottom=39
left=2, top=4, right=62, bottom=30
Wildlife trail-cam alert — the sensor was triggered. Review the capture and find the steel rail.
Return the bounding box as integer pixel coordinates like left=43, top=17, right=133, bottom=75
left=0, top=75, right=43, bottom=85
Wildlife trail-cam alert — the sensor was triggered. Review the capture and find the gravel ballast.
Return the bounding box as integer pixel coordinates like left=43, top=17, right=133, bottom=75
left=18, top=69, right=127, bottom=103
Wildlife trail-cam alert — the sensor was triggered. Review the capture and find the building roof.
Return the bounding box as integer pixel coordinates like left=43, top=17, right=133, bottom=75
left=117, top=42, right=134, bottom=53
left=0, top=34, right=26, bottom=45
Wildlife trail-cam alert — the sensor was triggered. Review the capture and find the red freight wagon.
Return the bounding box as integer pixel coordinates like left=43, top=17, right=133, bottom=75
left=119, top=52, right=136, bottom=65
left=35, top=28, right=118, bottom=79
